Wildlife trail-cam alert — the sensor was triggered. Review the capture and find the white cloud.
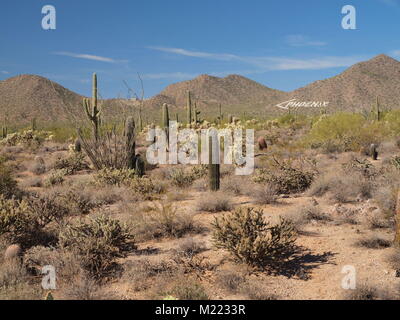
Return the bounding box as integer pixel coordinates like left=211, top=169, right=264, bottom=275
left=147, top=46, right=238, bottom=61
left=148, top=46, right=366, bottom=71
left=142, top=72, right=198, bottom=80
left=378, top=0, right=399, bottom=6
left=53, top=51, right=126, bottom=63
left=1, top=71, right=9, bottom=75
left=390, top=50, right=400, bottom=57
left=285, top=35, right=327, bottom=47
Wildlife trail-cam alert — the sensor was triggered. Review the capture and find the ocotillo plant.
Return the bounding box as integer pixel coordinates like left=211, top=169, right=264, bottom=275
left=208, top=136, right=220, bottom=191
left=187, top=90, right=192, bottom=125
left=125, top=116, right=136, bottom=169
left=84, top=73, right=101, bottom=142
left=370, top=143, right=378, bottom=160
left=138, top=108, right=143, bottom=133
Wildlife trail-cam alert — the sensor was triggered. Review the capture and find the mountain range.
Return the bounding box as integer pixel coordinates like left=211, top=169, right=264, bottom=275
left=1, top=54, right=399, bottom=126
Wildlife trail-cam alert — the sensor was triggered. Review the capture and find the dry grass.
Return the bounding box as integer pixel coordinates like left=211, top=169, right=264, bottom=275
left=196, top=192, right=233, bottom=213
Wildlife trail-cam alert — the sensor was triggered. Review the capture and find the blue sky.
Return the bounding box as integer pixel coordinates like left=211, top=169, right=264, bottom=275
left=1, top=0, right=400, bottom=98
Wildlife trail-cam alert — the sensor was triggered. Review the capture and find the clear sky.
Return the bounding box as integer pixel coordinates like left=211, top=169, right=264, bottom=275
left=1, top=0, right=400, bottom=98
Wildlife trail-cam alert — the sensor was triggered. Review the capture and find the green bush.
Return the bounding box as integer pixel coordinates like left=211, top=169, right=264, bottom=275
left=212, top=207, right=297, bottom=269
left=304, top=113, right=385, bottom=152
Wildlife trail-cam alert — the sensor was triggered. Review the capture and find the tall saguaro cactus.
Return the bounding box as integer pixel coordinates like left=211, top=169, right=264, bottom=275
left=125, top=116, right=136, bottom=169
left=84, top=73, right=101, bottom=142
left=208, top=136, right=220, bottom=191
left=187, top=90, right=192, bottom=125
left=162, top=103, right=170, bottom=141
left=375, top=96, right=382, bottom=121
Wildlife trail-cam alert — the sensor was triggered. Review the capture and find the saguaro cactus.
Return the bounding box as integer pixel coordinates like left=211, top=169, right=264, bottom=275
left=138, top=108, right=143, bottom=133
left=1, top=126, right=7, bottom=139
left=375, top=96, right=382, bottom=121
left=84, top=73, right=101, bottom=142
left=187, top=90, right=192, bottom=125
left=219, top=104, right=223, bottom=122
left=370, top=143, right=378, bottom=160
left=32, top=117, right=37, bottom=131
left=208, top=136, right=220, bottom=191
left=135, top=154, right=145, bottom=177
left=228, top=114, right=233, bottom=124
left=162, top=103, right=169, bottom=140
left=125, top=116, right=136, bottom=169
left=74, top=138, right=82, bottom=153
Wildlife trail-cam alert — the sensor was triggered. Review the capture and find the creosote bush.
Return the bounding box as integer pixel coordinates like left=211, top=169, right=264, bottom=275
left=0, top=163, right=19, bottom=199
left=59, top=214, right=136, bottom=279
left=212, top=207, right=297, bottom=269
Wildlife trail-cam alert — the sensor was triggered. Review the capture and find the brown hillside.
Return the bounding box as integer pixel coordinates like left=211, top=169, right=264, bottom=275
left=0, top=74, right=83, bottom=126
left=147, top=74, right=286, bottom=108
left=288, top=54, right=400, bottom=112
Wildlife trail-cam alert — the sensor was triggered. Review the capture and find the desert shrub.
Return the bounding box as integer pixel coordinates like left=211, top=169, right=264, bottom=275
left=365, top=210, right=393, bottom=229
left=196, top=192, right=233, bottom=212
left=23, top=246, right=81, bottom=279
left=21, top=177, right=43, bottom=188
left=252, top=183, right=279, bottom=205
left=167, top=278, right=209, bottom=300
left=372, top=167, right=400, bottom=216
left=391, top=156, right=400, bottom=170
left=175, top=238, right=207, bottom=258
left=239, top=279, right=278, bottom=300
left=53, top=152, right=90, bottom=175
left=342, top=158, right=379, bottom=180
left=94, top=168, right=135, bottom=186
left=309, top=170, right=373, bottom=202
left=1, top=130, right=52, bottom=149
left=44, top=169, right=67, bottom=187
left=212, top=207, right=297, bottom=269
left=30, top=156, right=46, bottom=175
left=221, top=175, right=249, bottom=195
left=27, top=193, right=70, bottom=226
left=356, top=236, right=391, bottom=249
left=190, top=165, right=208, bottom=179
left=282, top=204, right=331, bottom=232
left=387, top=249, right=400, bottom=272
left=216, top=270, right=246, bottom=293
left=59, top=215, right=136, bottom=279
left=61, top=187, right=99, bottom=214
left=130, top=176, right=165, bottom=200
left=61, top=274, right=117, bottom=300
left=0, top=164, right=19, bottom=199
left=344, top=284, right=391, bottom=300
left=131, top=203, right=198, bottom=240
left=253, top=158, right=314, bottom=194
left=168, top=168, right=195, bottom=188
left=123, top=258, right=177, bottom=292
left=0, top=196, right=56, bottom=248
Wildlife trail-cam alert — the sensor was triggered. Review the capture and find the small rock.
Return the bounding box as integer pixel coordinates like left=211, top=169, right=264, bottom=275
left=4, top=244, right=22, bottom=261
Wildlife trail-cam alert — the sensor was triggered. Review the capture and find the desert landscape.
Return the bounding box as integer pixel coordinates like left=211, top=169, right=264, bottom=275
left=0, top=53, right=400, bottom=301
